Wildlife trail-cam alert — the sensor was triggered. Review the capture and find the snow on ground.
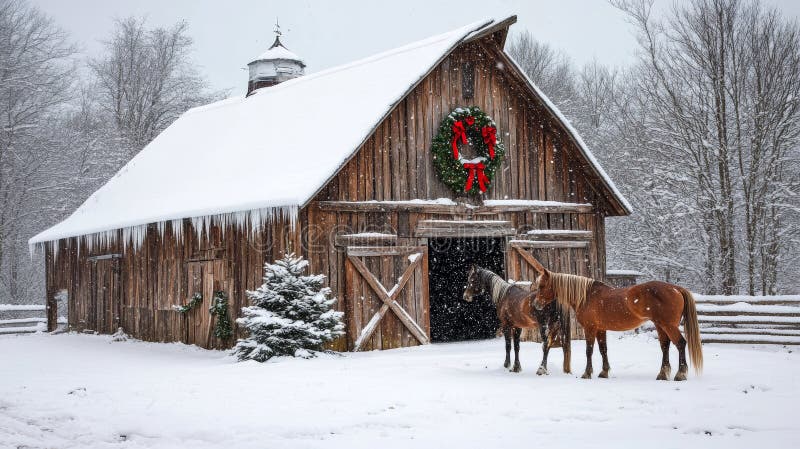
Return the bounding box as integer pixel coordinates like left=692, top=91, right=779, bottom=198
left=0, top=333, right=797, bottom=449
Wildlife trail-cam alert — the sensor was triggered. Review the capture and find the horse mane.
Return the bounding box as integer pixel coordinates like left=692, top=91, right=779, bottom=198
left=548, top=271, right=594, bottom=310
left=477, top=268, right=511, bottom=304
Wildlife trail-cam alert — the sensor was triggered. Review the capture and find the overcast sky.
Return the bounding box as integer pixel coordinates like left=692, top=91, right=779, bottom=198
left=30, top=0, right=800, bottom=96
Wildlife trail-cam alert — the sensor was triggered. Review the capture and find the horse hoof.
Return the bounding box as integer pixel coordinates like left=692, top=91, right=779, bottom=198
left=656, top=373, right=669, bottom=381
left=511, top=364, right=522, bottom=373
left=503, top=361, right=511, bottom=369
left=581, top=372, right=592, bottom=379
left=598, top=371, right=609, bottom=378
left=536, top=367, right=548, bottom=376
left=674, top=372, right=687, bottom=381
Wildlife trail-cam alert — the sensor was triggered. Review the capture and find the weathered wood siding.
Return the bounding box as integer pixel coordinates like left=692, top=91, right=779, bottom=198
left=45, top=218, right=299, bottom=349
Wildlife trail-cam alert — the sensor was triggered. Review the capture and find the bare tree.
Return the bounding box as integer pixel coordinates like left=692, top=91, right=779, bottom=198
left=2, top=7, right=225, bottom=305
left=509, top=3, right=800, bottom=294
left=89, top=17, right=223, bottom=156
left=507, top=30, right=578, bottom=115
left=0, top=0, right=77, bottom=302
left=612, top=0, right=800, bottom=294
left=736, top=5, right=800, bottom=294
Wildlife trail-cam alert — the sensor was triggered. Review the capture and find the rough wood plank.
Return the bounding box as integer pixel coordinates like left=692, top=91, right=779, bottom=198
left=334, top=234, right=398, bottom=247
left=511, top=240, right=590, bottom=249
left=317, top=201, right=593, bottom=214
left=520, top=230, right=593, bottom=241
left=347, top=246, right=424, bottom=257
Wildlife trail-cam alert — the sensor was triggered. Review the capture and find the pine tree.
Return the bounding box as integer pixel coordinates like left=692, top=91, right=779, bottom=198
left=233, top=253, right=344, bottom=362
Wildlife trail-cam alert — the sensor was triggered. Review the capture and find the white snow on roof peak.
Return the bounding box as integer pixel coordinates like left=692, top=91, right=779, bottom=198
left=253, top=44, right=305, bottom=64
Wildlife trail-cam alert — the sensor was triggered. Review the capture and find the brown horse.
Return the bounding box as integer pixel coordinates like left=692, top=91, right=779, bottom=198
left=527, top=258, right=703, bottom=381
left=463, top=265, right=571, bottom=375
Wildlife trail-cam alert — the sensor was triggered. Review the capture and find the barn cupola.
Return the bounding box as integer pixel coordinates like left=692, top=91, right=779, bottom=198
left=247, top=21, right=306, bottom=95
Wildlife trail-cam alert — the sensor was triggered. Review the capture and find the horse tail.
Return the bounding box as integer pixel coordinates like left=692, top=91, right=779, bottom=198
left=558, top=302, right=572, bottom=373
left=680, top=288, right=703, bottom=374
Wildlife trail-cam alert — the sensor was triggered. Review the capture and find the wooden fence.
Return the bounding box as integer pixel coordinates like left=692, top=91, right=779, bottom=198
left=0, top=304, right=49, bottom=335
left=696, top=295, right=800, bottom=345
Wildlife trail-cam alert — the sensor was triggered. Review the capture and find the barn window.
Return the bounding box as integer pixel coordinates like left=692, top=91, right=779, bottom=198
left=462, top=62, right=475, bottom=100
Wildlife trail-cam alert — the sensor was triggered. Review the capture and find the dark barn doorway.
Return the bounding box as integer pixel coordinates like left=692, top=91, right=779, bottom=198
left=428, top=237, right=504, bottom=342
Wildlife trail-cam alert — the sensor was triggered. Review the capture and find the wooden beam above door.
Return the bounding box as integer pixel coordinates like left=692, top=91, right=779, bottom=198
left=414, top=220, right=516, bottom=238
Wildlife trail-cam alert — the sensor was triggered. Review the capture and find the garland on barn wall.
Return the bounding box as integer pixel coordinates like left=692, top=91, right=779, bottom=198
left=209, top=291, right=233, bottom=341
left=173, top=292, right=203, bottom=313
left=431, top=106, right=505, bottom=194
left=173, top=291, right=233, bottom=341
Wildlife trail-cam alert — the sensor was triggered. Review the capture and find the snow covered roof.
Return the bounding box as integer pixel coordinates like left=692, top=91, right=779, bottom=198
left=30, top=19, right=495, bottom=246
left=30, top=16, right=630, bottom=247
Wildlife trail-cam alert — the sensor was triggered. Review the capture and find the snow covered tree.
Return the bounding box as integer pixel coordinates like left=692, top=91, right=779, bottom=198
left=233, top=254, right=344, bottom=362
left=0, top=0, right=77, bottom=304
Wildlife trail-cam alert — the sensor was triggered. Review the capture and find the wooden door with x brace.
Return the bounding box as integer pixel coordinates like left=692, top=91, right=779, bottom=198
left=344, top=245, right=430, bottom=351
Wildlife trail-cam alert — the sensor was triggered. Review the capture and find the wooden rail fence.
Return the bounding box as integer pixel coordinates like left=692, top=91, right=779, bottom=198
left=696, top=295, right=800, bottom=345
left=0, top=304, right=52, bottom=335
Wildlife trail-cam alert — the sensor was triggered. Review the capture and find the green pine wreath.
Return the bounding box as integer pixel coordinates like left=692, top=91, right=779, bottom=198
left=431, top=106, right=505, bottom=194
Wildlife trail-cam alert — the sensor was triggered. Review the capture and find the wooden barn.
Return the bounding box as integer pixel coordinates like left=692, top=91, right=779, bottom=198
left=31, top=16, right=631, bottom=351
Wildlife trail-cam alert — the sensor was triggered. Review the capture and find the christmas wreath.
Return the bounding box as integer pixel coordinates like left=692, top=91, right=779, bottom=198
left=431, top=106, right=504, bottom=194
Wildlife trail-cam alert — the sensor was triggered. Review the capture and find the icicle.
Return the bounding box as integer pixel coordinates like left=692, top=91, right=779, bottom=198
left=171, top=219, right=183, bottom=242
left=32, top=205, right=299, bottom=257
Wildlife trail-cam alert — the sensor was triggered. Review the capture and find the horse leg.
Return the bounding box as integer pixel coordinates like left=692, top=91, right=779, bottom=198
left=537, top=325, right=550, bottom=375
left=655, top=326, right=671, bottom=381
left=511, top=327, right=522, bottom=373
left=663, top=325, right=688, bottom=381
left=597, top=330, right=611, bottom=378
left=561, top=319, right=572, bottom=374
left=503, top=325, right=512, bottom=369
left=581, top=328, right=597, bottom=379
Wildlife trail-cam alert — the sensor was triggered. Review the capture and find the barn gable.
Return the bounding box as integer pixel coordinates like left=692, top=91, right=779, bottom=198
left=313, top=29, right=630, bottom=216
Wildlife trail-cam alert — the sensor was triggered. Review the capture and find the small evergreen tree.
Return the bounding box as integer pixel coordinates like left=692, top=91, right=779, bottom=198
left=233, top=253, right=344, bottom=362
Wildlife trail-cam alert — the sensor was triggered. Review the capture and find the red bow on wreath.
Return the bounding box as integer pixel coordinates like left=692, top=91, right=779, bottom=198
left=451, top=121, right=467, bottom=159
left=463, top=162, right=490, bottom=192
left=481, top=126, right=497, bottom=159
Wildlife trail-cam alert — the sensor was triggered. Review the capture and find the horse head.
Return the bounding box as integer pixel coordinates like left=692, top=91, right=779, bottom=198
left=463, top=264, right=480, bottom=302
left=529, top=258, right=555, bottom=310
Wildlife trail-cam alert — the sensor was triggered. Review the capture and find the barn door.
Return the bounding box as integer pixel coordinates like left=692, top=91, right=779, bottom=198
left=88, top=255, right=121, bottom=334
left=185, top=259, right=230, bottom=349
left=345, top=245, right=430, bottom=351
left=507, top=238, right=591, bottom=340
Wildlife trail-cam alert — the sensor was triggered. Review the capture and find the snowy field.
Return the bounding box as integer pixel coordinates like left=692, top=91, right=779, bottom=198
left=1, top=333, right=798, bottom=449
